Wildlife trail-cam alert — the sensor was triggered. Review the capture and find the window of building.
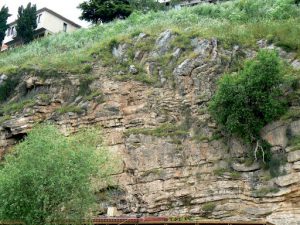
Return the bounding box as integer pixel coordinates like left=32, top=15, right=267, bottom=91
left=7, top=27, right=11, bottom=36
left=11, top=27, right=15, bottom=36
left=37, top=14, right=42, bottom=23
left=63, top=23, right=67, bottom=32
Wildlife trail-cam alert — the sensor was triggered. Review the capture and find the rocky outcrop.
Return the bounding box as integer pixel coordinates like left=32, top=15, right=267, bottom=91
left=0, top=31, right=300, bottom=224
left=260, top=121, right=288, bottom=149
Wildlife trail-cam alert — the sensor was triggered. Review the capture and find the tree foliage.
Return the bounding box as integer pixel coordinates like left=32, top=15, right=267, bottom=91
left=0, top=6, right=10, bottom=45
left=0, top=125, right=110, bottom=225
left=16, top=3, right=37, bottom=44
left=78, top=0, right=133, bottom=24
left=129, top=0, right=165, bottom=12
left=209, top=50, right=287, bottom=142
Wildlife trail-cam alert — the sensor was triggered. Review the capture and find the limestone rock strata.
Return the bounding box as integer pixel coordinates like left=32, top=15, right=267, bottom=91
left=0, top=32, right=300, bottom=224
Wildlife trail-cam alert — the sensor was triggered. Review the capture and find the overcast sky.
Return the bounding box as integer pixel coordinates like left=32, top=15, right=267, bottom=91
left=0, top=0, right=90, bottom=27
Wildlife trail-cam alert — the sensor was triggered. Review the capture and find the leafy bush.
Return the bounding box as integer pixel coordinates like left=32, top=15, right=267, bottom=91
left=210, top=50, right=287, bottom=142
left=0, top=125, right=110, bottom=225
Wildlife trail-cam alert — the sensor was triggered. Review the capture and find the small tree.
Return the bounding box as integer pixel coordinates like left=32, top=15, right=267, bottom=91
left=16, top=3, right=37, bottom=44
left=0, top=6, right=10, bottom=45
left=209, top=50, right=287, bottom=161
left=78, top=0, right=133, bottom=24
left=0, top=125, right=111, bottom=225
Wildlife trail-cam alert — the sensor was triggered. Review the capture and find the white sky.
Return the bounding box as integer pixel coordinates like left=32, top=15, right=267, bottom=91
left=0, top=0, right=90, bottom=27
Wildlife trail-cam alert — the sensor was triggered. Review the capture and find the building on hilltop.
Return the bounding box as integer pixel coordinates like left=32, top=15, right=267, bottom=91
left=2, top=7, right=81, bottom=50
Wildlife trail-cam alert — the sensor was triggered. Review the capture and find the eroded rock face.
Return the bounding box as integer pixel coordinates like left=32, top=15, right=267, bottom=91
left=261, top=121, right=288, bottom=149
left=0, top=32, right=300, bottom=224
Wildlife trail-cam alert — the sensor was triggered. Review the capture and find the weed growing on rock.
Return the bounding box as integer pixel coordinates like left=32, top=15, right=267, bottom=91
left=55, top=105, right=84, bottom=115
left=0, top=99, right=35, bottom=115
left=124, top=123, right=189, bottom=138
left=253, top=186, right=280, bottom=197
left=202, top=202, right=216, bottom=213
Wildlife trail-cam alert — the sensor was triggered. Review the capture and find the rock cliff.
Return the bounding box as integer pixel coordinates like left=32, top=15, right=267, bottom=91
left=0, top=31, right=300, bottom=225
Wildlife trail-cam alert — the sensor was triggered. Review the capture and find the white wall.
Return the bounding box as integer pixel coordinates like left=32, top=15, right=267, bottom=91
left=41, top=11, right=78, bottom=34
left=3, top=24, right=16, bottom=45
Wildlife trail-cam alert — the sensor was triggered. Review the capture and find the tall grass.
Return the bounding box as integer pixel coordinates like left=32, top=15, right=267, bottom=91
left=0, top=0, right=299, bottom=75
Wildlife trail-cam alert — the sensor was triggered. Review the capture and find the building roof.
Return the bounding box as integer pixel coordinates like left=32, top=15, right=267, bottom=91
left=8, top=7, right=81, bottom=28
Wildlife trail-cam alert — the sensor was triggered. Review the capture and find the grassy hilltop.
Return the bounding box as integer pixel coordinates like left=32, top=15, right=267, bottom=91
left=0, top=0, right=299, bottom=76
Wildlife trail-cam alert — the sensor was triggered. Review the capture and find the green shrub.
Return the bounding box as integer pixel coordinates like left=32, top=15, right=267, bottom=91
left=0, top=125, right=111, bottom=225
left=210, top=50, right=287, bottom=142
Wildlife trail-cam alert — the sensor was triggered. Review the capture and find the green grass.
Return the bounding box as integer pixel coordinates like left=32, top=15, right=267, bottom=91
left=55, top=105, right=84, bottom=115
left=83, top=90, right=105, bottom=103
left=124, top=123, right=189, bottom=138
left=0, top=0, right=299, bottom=78
left=38, top=94, right=51, bottom=102
left=213, top=168, right=229, bottom=176
left=213, top=167, right=241, bottom=179
left=0, top=115, right=11, bottom=124
left=78, top=76, right=96, bottom=96
left=141, top=168, right=163, bottom=177
left=115, top=73, right=157, bottom=84
left=281, top=107, right=300, bottom=121
left=202, top=202, right=216, bottom=213
left=253, top=186, right=280, bottom=197
left=0, top=99, right=35, bottom=115
left=288, top=135, right=300, bottom=150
